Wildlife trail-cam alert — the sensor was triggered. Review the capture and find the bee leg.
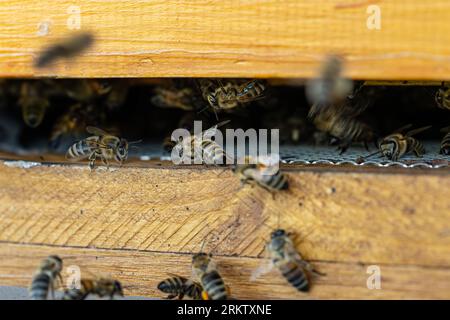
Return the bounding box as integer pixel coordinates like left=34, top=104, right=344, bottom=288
left=101, top=157, right=110, bottom=170
left=88, top=152, right=97, bottom=171
left=178, top=293, right=185, bottom=300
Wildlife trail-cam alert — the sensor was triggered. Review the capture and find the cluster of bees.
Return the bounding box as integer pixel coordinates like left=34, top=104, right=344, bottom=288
left=3, top=33, right=449, bottom=300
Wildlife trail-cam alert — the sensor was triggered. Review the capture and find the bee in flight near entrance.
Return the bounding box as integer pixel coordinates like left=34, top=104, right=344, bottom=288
left=192, top=252, right=229, bottom=300
left=29, top=255, right=63, bottom=300
left=252, top=229, right=325, bottom=292
left=66, top=126, right=140, bottom=170
left=62, top=277, right=124, bottom=300
left=157, top=274, right=203, bottom=300
left=233, top=155, right=288, bottom=192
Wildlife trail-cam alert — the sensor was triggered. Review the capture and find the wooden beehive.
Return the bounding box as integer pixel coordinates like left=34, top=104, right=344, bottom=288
left=0, top=0, right=449, bottom=299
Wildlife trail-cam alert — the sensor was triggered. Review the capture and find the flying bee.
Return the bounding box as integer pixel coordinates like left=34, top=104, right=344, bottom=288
left=66, top=126, right=139, bottom=170
left=62, top=277, right=123, bottom=300
left=198, top=79, right=266, bottom=114
left=233, top=155, right=288, bottom=192
left=306, top=55, right=353, bottom=116
left=360, top=125, right=431, bottom=162
left=192, top=252, right=228, bottom=300
left=152, top=86, right=196, bottom=111
left=440, top=126, right=450, bottom=155
left=29, top=255, right=63, bottom=300
left=435, top=83, right=450, bottom=110
left=18, top=81, right=50, bottom=128
left=251, top=229, right=324, bottom=292
left=34, top=32, right=94, bottom=68
left=157, top=275, right=203, bottom=300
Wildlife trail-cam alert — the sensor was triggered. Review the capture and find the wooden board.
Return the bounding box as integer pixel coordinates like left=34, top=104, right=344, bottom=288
left=0, top=158, right=449, bottom=299
left=1, top=1, right=450, bottom=80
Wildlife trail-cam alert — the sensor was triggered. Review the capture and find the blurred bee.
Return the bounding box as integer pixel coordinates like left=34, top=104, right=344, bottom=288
left=152, top=86, right=196, bottom=111
left=29, top=255, right=63, bottom=300
left=192, top=252, right=228, bottom=300
left=34, top=32, right=94, bottom=68
left=64, top=79, right=112, bottom=102
left=252, top=230, right=324, bottom=292
left=440, top=126, right=450, bottom=155
left=360, top=125, right=431, bottom=161
left=66, top=126, right=136, bottom=169
left=50, top=103, right=103, bottom=147
left=173, top=120, right=231, bottom=165
left=435, top=83, right=450, bottom=110
left=306, top=55, right=353, bottom=116
left=198, top=79, right=266, bottom=113
left=104, top=81, right=129, bottom=111
left=18, top=81, right=50, bottom=128
left=157, top=275, right=203, bottom=300
left=62, top=277, right=123, bottom=300
left=233, top=155, right=288, bottom=192
left=310, top=105, right=376, bottom=153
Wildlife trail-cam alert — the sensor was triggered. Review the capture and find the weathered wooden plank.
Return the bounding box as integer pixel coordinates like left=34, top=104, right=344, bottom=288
left=1, top=1, right=450, bottom=79
left=0, top=243, right=449, bottom=299
left=0, top=159, right=449, bottom=268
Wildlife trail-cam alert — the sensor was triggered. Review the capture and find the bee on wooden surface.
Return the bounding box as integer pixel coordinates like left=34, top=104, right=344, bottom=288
left=157, top=275, right=203, bottom=300
left=29, top=255, right=63, bottom=300
left=440, top=126, right=450, bottom=155
left=152, top=86, right=196, bottom=111
left=306, top=55, right=353, bottom=116
left=173, top=120, right=231, bottom=165
left=62, top=277, right=123, bottom=300
left=18, top=81, right=50, bottom=128
left=435, top=83, right=450, bottom=110
left=252, top=229, right=324, bottom=292
left=360, top=125, right=431, bottom=162
left=233, top=155, right=288, bottom=192
left=192, top=252, right=228, bottom=300
left=198, top=79, right=266, bottom=113
left=310, top=105, right=376, bottom=153
left=66, top=126, right=137, bottom=169
left=34, top=32, right=94, bottom=68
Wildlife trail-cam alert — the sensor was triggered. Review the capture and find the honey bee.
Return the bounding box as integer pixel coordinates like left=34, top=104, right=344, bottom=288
left=378, top=125, right=431, bottom=161
left=252, top=230, right=324, bottom=292
left=65, top=79, right=112, bottom=102
left=173, top=120, right=231, bottom=165
left=152, top=86, right=196, bottom=111
left=310, top=105, right=376, bottom=153
left=198, top=79, right=266, bottom=113
left=50, top=103, right=103, bottom=146
left=62, top=277, right=123, bottom=300
left=104, top=80, right=129, bottom=111
left=233, top=155, right=288, bottom=192
left=435, top=83, right=450, bottom=110
left=18, top=81, right=50, bottom=128
left=29, top=255, right=63, bottom=300
left=306, top=55, right=353, bottom=116
left=34, top=32, right=94, bottom=68
left=157, top=275, right=203, bottom=300
left=440, top=126, right=450, bottom=155
left=66, top=126, right=135, bottom=170
left=192, top=252, right=228, bottom=300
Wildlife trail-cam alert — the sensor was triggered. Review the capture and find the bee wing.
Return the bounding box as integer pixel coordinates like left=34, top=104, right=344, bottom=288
left=250, top=258, right=274, bottom=281
left=406, top=125, right=432, bottom=137
left=392, top=123, right=413, bottom=134
left=86, top=126, right=110, bottom=136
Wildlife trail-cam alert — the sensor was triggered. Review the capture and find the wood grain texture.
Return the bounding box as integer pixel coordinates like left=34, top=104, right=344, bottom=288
left=1, top=243, right=449, bottom=299
left=1, top=1, right=450, bottom=79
